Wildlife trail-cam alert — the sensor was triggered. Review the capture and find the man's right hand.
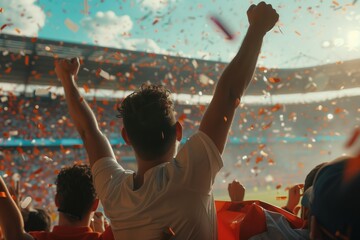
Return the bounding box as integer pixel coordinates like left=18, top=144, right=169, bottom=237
left=228, top=180, right=245, bottom=202
left=247, top=2, right=279, bottom=34
left=55, top=58, right=80, bottom=82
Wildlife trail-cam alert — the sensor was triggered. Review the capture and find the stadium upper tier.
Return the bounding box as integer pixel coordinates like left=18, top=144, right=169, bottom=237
left=1, top=33, right=360, bottom=96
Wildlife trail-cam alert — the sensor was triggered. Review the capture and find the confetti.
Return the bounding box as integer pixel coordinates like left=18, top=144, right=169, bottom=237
left=262, top=121, right=273, bottom=130
left=25, top=55, right=30, bottom=66
left=83, top=0, right=89, bottom=15
left=83, top=84, right=90, bottom=93
left=224, top=116, right=228, bottom=122
left=96, top=68, right=111, bottom=80
left=199, top=74, right=214, bottom=85
left=20, top=196, right=32, bottom=209
left=265, top=175, right=274, bottom=182
left=209, top=16, right=234, bottom=40
left=271, top=104, right=283, bottom=112
left=192, top=59, right=198, bottom=69
left=32, top=167, right=43, bottom=175
left=268, top=77, right=281, bottom=83
left=64, top=18, right=79, bottom=32
left=35, top=88, right=50, bottom=96
left=276, top=196, right=287, bottom=200
left=276, top=184, right=282, bottom=190
left=0, top=192, right=6, bottom=198
left=15, top=28, right=21, bottom=34
left=152, top=19, right=159, bottom=25
left=4, top=67, right=12, bottom=74
left=0, top=24, right=9, bottom=31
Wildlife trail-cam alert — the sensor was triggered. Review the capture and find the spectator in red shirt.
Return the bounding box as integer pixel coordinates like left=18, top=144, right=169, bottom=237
left=0, top=164, right=114, bottom=240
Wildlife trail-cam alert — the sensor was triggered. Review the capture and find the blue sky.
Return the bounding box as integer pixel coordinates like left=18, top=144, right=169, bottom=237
left=1, top=0, right=360, bottom=68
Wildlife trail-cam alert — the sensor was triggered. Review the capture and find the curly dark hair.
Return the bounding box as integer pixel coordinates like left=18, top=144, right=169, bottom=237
left=24, top=208, right=51, bottom=232
left=117, top=84, right=177, bottom=160
left=56, top=164, right=96, bottom=221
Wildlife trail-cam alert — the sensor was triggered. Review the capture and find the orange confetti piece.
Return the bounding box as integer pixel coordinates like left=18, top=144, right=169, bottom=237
left=4, top=67, right=12, bottom=74
left=276, top=196, right=287, bottom=200
left=271, top=104, right=283, bottom=112
left=79, top=97, right=84, bottom=103
left=152, top=19, right=159, bottom=25
left=0, top=24, right=8, bottom=31
left=268, top=77, right=281, bottom=83
left=262, top=121, right=273, bottom=130
left=25, top=56, right=29, bottom=66
left=224, top=116, right=228, bottom=122
left=31, top=37, right=38, bottom=43
left=268, top=159, right=275, bottom=165
left=15, top=28, right=21, bottom=34
left=83, top=84, right=90, bottom=93
left=255, top=156, right=263, bottom=164
left=258, top=66, right=268, bottom=72
left=0, top=192, right=6, bottom=198
left=295, top=31, right=301, bottom=36
left=0, top=8, right=3, bottom=13
left=276, top=184, right=282, bottom=190
left=333, top=0, right=340, bottom=6
left=258, top=108, right=266, bottom=115
left=32, top=167, right=43, bottom=175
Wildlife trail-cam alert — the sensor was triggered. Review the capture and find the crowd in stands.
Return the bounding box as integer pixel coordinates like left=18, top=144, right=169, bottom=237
left=1, top=2, right=360, bottom=240
left=1, top=92, right=356, bottom=140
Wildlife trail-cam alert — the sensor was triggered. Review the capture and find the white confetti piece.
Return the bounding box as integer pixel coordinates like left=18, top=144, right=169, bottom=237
left=35, top=88, right=50, bottom=96
left=1, top=96, right=8, bottom=102
left=97, top=68, right=112, bottom=80
left=192, top=59, right=198, bottom=69
left=64, top=18, right=79, bottom=32
left=199, top=74, right=214, bottom=85
left=21, top=196, right=32, bottom=209
left=265, top=175, right=274, bottom=183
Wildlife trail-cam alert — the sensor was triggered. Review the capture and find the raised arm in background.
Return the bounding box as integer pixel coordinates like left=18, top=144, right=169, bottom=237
left=0, top=177, right=33, bottom=240
left=55, top=59, right=115, bottom=167
left=199, top=2, right=279, bottom=154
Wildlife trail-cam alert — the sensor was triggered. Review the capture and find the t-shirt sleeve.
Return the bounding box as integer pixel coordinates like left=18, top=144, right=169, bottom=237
left=91, top=157, right=127, bottom=201
left=174, top=131, right=223, bottom=193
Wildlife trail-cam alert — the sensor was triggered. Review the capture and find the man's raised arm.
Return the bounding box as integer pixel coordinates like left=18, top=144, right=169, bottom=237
left=0, top=177, right=33, bottom=240
left=199, top=2, right=279, bottom=154
left=55, top=58, right=115, bottom=167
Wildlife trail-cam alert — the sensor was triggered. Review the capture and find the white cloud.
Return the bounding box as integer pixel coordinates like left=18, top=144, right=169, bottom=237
left=82, top=11, right=168, bottom=54
left=138, top=0, right=172, bottom=11
left=0, top=0, right=46, bottom=36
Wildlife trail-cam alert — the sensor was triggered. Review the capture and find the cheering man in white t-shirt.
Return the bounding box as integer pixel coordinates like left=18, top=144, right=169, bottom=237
left=55, top=2, right=279, bottom=239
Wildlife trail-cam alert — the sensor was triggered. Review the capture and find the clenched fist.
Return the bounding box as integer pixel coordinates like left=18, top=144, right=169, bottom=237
left=55, top=57, right=80, bottom=82
left=247, top=2, right=279, bottom=34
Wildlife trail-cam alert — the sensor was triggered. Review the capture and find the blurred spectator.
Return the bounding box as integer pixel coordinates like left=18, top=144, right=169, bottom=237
left=23, top=208, right=51, bottom=232
left=310, top=157, right=360, bottom=240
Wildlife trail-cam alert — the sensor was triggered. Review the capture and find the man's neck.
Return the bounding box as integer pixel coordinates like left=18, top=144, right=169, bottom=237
left=134, top=149, right=174, bottom=190
left=58, top=212, right=91, bottom=228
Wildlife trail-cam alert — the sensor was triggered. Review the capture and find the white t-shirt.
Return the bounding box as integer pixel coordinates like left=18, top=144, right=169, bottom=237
left=92, top=131, right=223, bottom=240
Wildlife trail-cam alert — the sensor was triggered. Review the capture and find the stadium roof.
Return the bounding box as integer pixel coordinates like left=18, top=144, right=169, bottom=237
left=1, top=33, right=360, bottom=102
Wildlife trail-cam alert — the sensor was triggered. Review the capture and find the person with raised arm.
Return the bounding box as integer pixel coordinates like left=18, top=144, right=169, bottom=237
left=55, top=2, right=278, bottom=239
